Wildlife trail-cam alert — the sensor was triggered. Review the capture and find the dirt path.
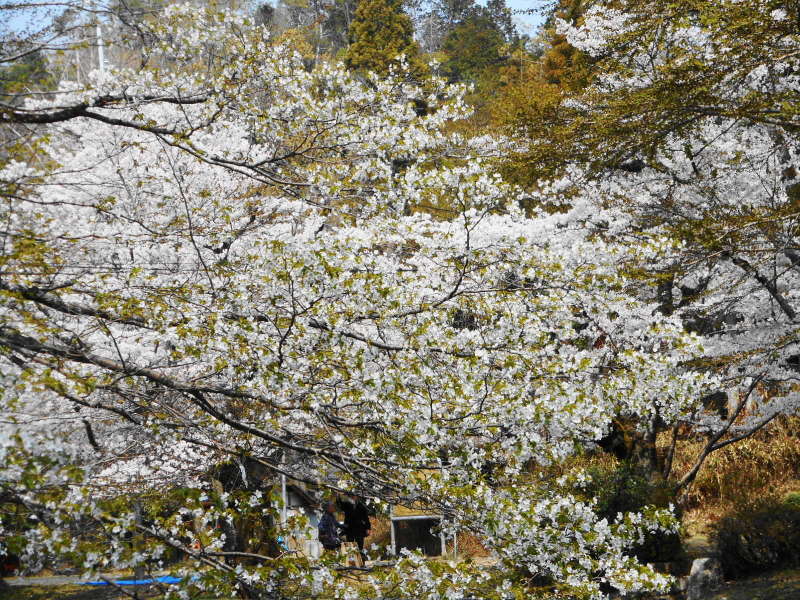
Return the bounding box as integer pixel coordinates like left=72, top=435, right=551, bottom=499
left=2, top=569, right=179, bottom=587
left=0, top=582, right=139, bottom=600
left=709, top=568, right=800, bottom=600
left=0, top=574, right=171, bottom=600
left=3, top=575, right=89, bottom=586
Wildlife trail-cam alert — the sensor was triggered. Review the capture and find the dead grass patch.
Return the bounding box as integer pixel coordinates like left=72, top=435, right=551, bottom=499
left=664, top=416, right=800, bottom=527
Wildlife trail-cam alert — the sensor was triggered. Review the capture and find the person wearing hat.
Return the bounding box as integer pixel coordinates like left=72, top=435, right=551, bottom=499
left=317, top=500, right=343, bottom=551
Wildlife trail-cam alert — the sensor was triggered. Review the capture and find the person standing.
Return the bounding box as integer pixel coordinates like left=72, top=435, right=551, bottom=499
left=317, top=500, right=343, bottom=551
left=338, top=496, right=371, bottom=558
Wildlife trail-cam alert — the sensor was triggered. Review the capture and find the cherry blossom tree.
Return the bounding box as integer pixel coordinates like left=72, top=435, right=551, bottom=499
left=0, top=4, right=715, bottom=599
left=511, top=0, right=800, bottom=487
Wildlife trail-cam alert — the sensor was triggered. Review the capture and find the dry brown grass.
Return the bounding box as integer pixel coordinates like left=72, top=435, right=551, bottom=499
left=455, top=532, right=489, bottom=558
left=364, top=515, right=391, bottom=551
left=665, top=416, right=800, bottom=530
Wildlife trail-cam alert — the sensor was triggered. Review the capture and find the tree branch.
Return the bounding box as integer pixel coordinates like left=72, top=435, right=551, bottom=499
left=0, top=281, right=148, bottom=328
left=677, top=375, right=763, bottom=491
left=727, top=253, right=797, bottom=321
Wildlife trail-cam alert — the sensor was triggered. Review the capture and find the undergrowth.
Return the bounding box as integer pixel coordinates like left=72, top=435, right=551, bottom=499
left=666, top=416, right=800, bottom=522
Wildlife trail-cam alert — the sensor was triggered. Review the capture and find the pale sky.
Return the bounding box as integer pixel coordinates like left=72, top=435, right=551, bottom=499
left=1, top=0, right=549, bottom=42
left=505, top=0, right=547, bottom=35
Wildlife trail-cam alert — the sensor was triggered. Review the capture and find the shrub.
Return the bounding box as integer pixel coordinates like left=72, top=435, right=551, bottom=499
left=784, top=491, right=800, bottom=510
left=712, top=495, right=800, bottom=578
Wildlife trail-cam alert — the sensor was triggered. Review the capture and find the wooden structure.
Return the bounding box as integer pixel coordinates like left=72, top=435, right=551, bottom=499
left=389, top=504, right=457, bottom=557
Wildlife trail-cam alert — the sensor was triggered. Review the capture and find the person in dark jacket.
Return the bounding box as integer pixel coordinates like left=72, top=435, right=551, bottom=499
left=317, top=500, right=343, bottom=551
left=338, top=496, right=371, bottom=557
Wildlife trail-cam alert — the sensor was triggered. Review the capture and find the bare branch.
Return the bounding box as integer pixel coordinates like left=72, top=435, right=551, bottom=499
left=677, top=375, right=764, bottom=491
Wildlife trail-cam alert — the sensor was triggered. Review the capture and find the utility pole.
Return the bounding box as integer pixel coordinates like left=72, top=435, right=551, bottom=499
left=96, top=21, right=105, bottom=73
left=87, top=0, right=105, bottom=74
left=74, top=42, right=82, bottom=83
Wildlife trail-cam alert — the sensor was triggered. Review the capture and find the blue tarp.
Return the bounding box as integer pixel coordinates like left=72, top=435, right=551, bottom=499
left=81, top=574, right=183, bottom=586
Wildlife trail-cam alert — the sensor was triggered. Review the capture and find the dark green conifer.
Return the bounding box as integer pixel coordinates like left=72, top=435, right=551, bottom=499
left=344, top=0, right=423, bottom=76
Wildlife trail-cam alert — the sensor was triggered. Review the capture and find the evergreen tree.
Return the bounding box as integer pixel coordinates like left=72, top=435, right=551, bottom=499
left=541, top=0, right=585, bottom=85
left=433, top=0, right=476, bottom=32
left=254, top=2, right=275, bottom=26
left=344, top=0, right=422, bottom=75
left=0, top=49, right=52, bottom=105
left=416, top=0, right=476, bottom=52
left=441, top=16, right=504, bottom=83
left=485, top=0, right=518, bottom=43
